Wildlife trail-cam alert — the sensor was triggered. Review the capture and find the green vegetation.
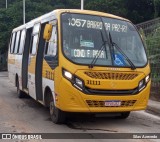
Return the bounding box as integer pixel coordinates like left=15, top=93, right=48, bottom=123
left=0, top=0, right=159, bottom=53
left=145, top=24, right=160, bottom=82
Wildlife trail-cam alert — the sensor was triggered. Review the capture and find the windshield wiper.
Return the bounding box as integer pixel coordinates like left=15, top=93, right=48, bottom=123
left=108, top=32, right=136, bottom=70
left=108, top=32, right=115, bottom=60
left=89, top=30, right=107, bottom=68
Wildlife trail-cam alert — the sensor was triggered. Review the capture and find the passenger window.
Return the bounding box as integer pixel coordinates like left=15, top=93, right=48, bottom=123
left=47, top=26, right=57, bottom=56
left=33, top=24, right=40, bottom=33
left=31, top=23, right=40, bottom=55
left=10, top=32, right=16, bottom=53
left=31, top=34, right=39, bottom=55
left=14, top=31, right=21, bottom=54
left=19, top=29, right=26, bottom=54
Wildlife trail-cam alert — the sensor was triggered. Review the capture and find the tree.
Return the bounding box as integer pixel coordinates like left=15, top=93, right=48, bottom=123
left=85, top=0, right=127, bottom=18
left=0, top=0, right=158, bottom=53
left=0, top=0, right=54, bottom=53
left=154, top=0, right=160, bottom=17
left=126, top=0, right=155, bottom=23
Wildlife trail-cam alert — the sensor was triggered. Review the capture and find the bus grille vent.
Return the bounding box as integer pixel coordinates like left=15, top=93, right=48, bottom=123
left=84, top=72, right=138, bottom=80
left=86, top=100, right=136, bottom=107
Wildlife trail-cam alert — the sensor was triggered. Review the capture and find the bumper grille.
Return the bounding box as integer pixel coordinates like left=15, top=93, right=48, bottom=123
left=84, top=72, right=138, bottom=80
left=85, top=88, right=138, bottom=95
left=86, top=100, right=136, bottom=107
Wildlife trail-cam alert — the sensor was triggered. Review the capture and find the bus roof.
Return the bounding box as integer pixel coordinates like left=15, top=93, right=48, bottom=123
left=12, top=9, right=130, bottom=32
left=56, top=9, right=129, bottom=21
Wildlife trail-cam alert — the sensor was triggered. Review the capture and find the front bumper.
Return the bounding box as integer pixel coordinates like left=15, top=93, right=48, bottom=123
left=56, top=78, right=151, bottom=113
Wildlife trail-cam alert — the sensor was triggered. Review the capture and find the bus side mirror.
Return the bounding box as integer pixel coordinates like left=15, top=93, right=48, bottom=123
left=43, top=24, right=53, bottom=41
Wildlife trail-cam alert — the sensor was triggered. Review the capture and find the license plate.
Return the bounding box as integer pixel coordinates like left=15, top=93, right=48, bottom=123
left=105, top=100, right=121, bottom=106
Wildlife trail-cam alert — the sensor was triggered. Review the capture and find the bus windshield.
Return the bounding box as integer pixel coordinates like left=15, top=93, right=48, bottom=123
left=61, top=13, right=147, bottom=67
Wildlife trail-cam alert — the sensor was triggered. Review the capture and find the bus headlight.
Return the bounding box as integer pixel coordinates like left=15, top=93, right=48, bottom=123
left=138, top=79, right=145, bottom=92
left=62, top=68, right=84, bottom=91
left=138, top=74, right=150, bottom=92
left=63, top=69, right=73, bottom=80
left=75, top=77, right=83, bottom=89
left=145, top=75, right=150, bottom=83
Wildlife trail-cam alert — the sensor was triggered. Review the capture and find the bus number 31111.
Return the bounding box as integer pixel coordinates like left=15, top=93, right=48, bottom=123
left=87, top=80, right=101, bottom=85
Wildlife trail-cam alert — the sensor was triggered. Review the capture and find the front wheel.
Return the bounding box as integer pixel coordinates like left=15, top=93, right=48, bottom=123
left=49, top=94, right=66, bottom=124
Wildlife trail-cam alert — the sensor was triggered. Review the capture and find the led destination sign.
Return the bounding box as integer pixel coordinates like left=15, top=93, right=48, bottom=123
left=68, top=18, right=127, bottom=33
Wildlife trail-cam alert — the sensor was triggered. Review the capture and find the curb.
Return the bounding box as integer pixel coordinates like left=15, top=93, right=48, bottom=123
left=146, top=100, right=160, bottom=116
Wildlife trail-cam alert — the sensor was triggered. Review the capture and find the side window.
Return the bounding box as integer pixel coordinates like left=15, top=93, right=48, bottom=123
left=31, top=35, right=39, bottom=55
left=9, top=34, right=13, bottom=53
left=30, top=23, right=40, bottom=55
left=14, top=31, right=21, bottom=54
left=18, top=29, right=26, bottom=54
left=10, top=32, right=16, bottom=53
left=47, top=26, right=57, bottom=56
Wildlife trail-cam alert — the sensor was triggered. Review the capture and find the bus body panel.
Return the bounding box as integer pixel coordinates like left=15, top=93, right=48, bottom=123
left=28, top=56, right=36, bottom=99
left=42, top=60, right=55, bottom=101
left=8, top=44, right=24, bottom=91
left=56, top=76, right=150, bottom=112
left=8, top=9, right=151, bottom=116
left=8, top=54, right=16, bottom=84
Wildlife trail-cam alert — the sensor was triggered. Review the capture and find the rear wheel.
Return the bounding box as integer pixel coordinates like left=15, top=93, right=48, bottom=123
left=118, top=112, right=130, bottom=119
left=49, top=92, right=66, bottom=124
left=16, top=79, right=25, bottom=98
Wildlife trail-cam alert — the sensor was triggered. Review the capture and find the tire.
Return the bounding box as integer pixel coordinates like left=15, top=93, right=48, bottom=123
left=49, top=92, right=66, bottom=124
left=118, top=112, right=130, bottom=119
left=16, top=79, right=25, bottom=98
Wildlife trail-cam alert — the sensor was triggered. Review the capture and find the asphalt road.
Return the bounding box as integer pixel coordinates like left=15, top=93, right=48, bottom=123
left=0, top=71, right=160, bottom=142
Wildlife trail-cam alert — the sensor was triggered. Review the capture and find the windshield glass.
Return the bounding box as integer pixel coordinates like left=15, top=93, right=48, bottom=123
left=61, top=13, right=147, bottom=67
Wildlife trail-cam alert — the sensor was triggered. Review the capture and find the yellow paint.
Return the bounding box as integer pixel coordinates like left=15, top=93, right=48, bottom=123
left=8, top=54, right=15, bottom=64
left=28, top=56, right=36, bottom=74
left=54, top=10, right=151, bottom=112
left=8, top=9, right=151, bottom=114
left=42, top=60, right=55, bottom=80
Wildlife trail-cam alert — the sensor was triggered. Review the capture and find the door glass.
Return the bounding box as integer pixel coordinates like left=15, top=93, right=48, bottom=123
left=47, top=26, right=57, bottom=56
